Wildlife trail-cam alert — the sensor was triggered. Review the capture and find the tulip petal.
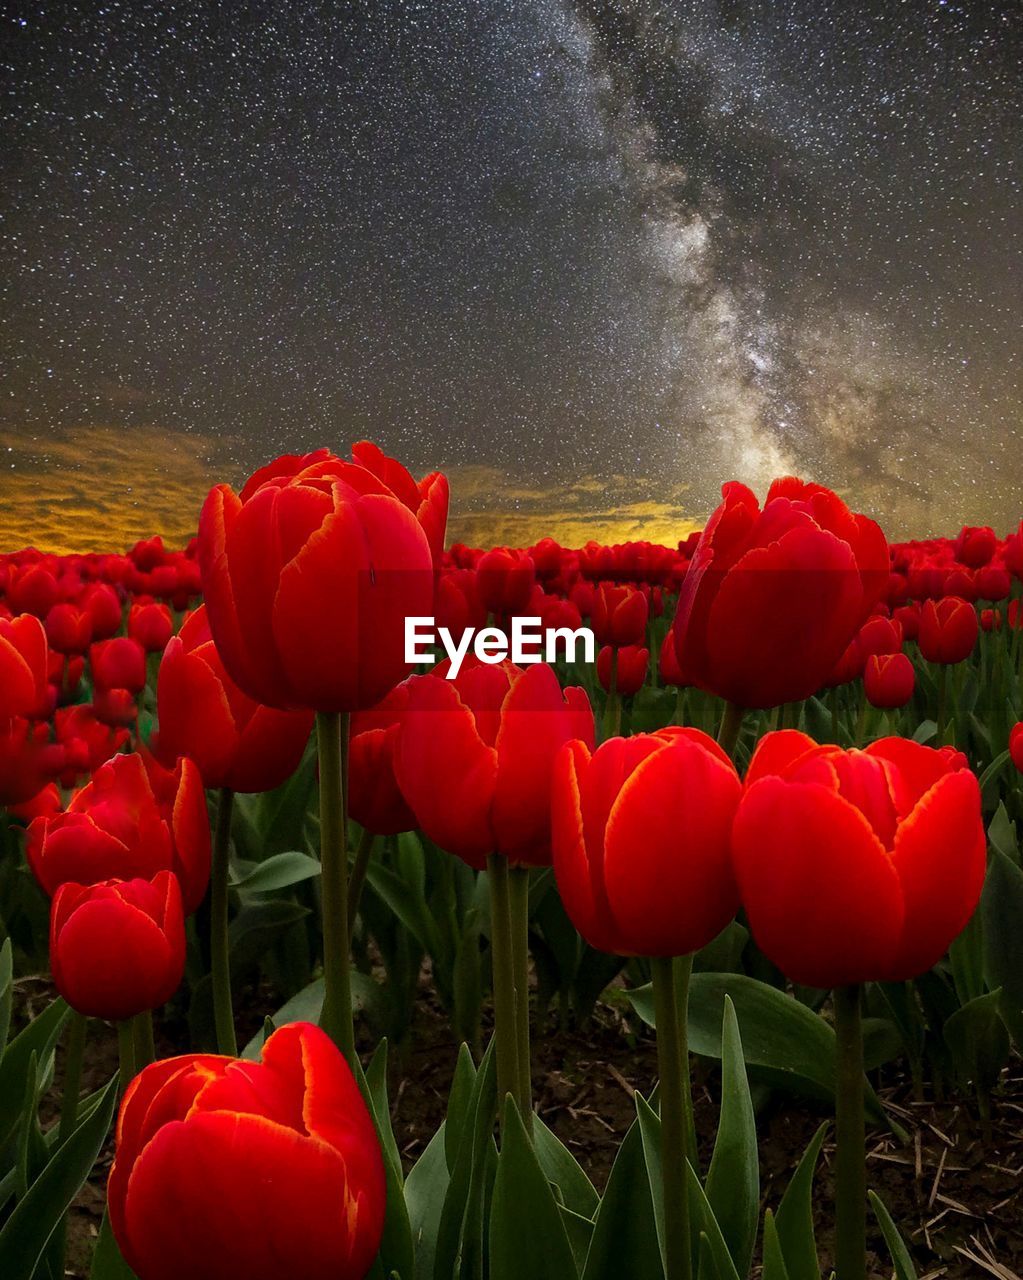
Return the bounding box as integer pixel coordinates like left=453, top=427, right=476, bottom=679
left=731, top=777, right=904, bottom=987
left=885, top=770, right=987, bottom=980
left=603, top=737, right=741, bottom=956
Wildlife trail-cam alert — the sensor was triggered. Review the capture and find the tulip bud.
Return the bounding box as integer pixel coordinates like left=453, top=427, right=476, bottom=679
left=864, top=652, right=915, bottom=709
left=50, top=871, right=185, bottom=1020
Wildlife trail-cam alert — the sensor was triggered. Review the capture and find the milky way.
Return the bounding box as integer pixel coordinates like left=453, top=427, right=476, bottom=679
left=2, top=0, right=1020, bottom=548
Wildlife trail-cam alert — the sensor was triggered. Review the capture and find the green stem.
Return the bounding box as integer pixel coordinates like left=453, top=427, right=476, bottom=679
left=508, top=864, right=533, bottom=1137
left=133, top=1010, right=156, bottom=1071
left=211, top=786, right=237, bottom=1056
left=603, top=648, right=620, bottom=740
left=317, top=711, right=355, bottom=1064
left=487, top=852, right=521, bottom=1134
left=117, top=1020, right=136, bottom=1096
left=651, top=955, right=694, bottom=1280
left=936, top=664, right=948, bottom=747
left=830, top=687, right=840, bottom=743
left=674, top=954, right=697, bottom=1168
left=58, top=1012, right=87, bottom=1143
left=833, top=984, right=866, bottom=1280
left=717, top=701, right=745, bottom=758
left=346, top=827, right=376, bottom=943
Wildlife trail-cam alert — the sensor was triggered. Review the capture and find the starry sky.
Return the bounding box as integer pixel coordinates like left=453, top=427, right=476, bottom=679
left=1, top=0, right=1020, bottom=552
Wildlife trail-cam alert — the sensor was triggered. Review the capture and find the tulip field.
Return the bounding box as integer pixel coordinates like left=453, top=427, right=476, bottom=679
left=2, top=447, right=1023, bottom=1280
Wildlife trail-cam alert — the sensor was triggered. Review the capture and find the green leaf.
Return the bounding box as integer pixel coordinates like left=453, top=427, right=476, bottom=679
left=773, top=1123, right=827, bottom=1280
left=987, top=801, right=1019, bottom=863
left=0, top=997, right=69, bottom=1152
left=489, top=1098, right=578, bottom=1280
left=976, top=747, right=1011, bottom=794
left=911, top=719, right=937, bottom=744
left=982, top=849, right=1023, bottom=1047
left=634, top=1093, right=666, bottom=1274
left=231, top=850, right=321, bottom=893
left=406, top=1125, right=449, bottom=1280
left=0, top=1074, right=117, bottom=1279
left=445, top=1044, right=478, bottom=1175
left=0, top=937, right=13, bottom=1054
left=761, top=1210, right=792, bottom=1280
left=433, top=1040, right=497, bottom=1280
left=365, top=1039, right=401, bottom=1181
left=628, top=974, right=891, bottom=1126
left=227, top=900, right=311, bottom=975
left=685, top=1163, right=742, bottom=1280
left=949, top=904, right=985, bottom=1006
left=559, top=1206, right=596, bottom=1277
left=365, top=857, right=444, bottom=960
left=868, top=1190, right=919, bottom=1280
left=705, top=997, right=759, bottom=1278
left=351, top=1052, right=415, bottom=1280
left=943, top=989, right=1010, bottom=1095
left=533, top=1113, right=599, bottom=1220
left=90, top=1209, right=139, bottom=1279
left=581, top=1117, right=663, bottom=1280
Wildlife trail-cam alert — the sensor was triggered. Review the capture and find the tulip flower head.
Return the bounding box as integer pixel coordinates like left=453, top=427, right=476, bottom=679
left=107, top=1022, right=386, bottom=1280
left=731, top=731, right=986, bottom=988
left=553, top=727, right=741, bottom=956
left=672, top=478, right=888, bottom=709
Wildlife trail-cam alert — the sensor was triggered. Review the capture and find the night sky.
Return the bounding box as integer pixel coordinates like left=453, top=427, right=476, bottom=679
left=2, top=0, right=1020, bottom=551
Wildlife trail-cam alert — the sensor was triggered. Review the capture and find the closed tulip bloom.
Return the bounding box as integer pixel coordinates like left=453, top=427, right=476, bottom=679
left=92, top=687, right=139, bottom=728
left=91, top=636, right=148, bottom=694
left=659, top=629, right=687, bottom=687
left=7, top=564, right=58, bottom=617
left=82, top=582, right=124, bottom=639
left=954, top=524, right=997, bottom=568
left=0, top=717, right=57, bottom=806
left=672, top=478, right=888, bottom=709
left=592, top=585, right=649, bottom=648
left=348, top=681, right=416, bottom=835
left=27, top=751, right=210, bottom=914
left=856, top=614, right=902, bottom=659
left=552, top=728, right=741, bottom=956
left=597, top=643, right=648, bottom=696
left=0, top=614, right=49, bottom=718
left=45, top=602, right=93, bottom=655
left=129, top=602, right=174, bottom=653
left=864, top=652, right=915, bottom=709
left=107, top=1022, right=385, bottom=1280
left=1010, top=722, right=1023, bottom=774
left=475, top=548, right=536, bottom=617
left=731, top=731, right=986, bottom=988
left=50, top=871, right=185, bottom=1020
left=156, top=606, right=313, bottom=793
left=198, top=448, right=437, bottom=713
left=396, top=659, right=595, bottom=869
left=974, top=564, right=1011, bottom=602
left=893, top=603, right=921, bottom=642
left=918, top=596, right=978, bottom=665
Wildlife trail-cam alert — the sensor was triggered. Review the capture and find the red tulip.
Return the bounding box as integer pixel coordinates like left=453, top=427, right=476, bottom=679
left=597, top=644, right=648, bottom=696
left=975, top=565, right=1010, bottom=602
left=672, top=478, right=888, bottom=709
left=475, top=548, right=535, bottom=617
left=659, top=629, right=687, bottom=687
left=731, top=731, right=985, bottom=987
left=1010, top=722, right=1023, bottom=774
left=82, top=582, right=124, bottom=639
left=27, top=752, right=210, bottom=914
left=0, top=717, right=56, bottom=806
left=45, top=603, right=93, bottom=655
left=7, top=564, right=58, bottom=617
left=892, top=603, right=920, bottom=642
left=129, top=602, right=174, bottom=653
left=591, top=585, right=648, bottom=648
left=954, top=524, right=997, bottom=568
left=198, top=448, right=438, bottom=712
left=50, top=871, right=185, bottom=1020
left=156, top=606, right=313, bottom=793
left=90, top=636, right=148, bottom=694
left=863, top=653, right=915, bottom=709
left=918, top=597, right=978, bottom=665
left=52, top=704, right=130, bottom=787
left=107, top=1022, right=385, bottom=1280
left=348, top=681, right=416, bottom=836
left=92, top=687, right=139, bottom=728
left=552, top=728, right=741, bottom=956
left=0, top=614, right=49, bottom=718
left=396, top=659, right=594, bottom=869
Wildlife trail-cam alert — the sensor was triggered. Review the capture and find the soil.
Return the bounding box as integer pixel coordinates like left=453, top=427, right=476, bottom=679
left=14, top=973, right=1022, bottom=1280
